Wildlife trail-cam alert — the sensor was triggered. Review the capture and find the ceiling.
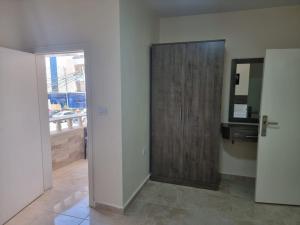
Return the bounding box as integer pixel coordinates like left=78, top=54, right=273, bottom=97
left=145, top=0, right=300, bottom=17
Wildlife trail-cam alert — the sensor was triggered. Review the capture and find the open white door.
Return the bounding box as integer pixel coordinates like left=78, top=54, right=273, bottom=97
left=255, top=49, right=300, bottom=205
left=0, top=47, right=44, bottom=224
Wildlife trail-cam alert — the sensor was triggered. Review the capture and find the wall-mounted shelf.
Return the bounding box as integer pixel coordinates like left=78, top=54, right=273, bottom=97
left=221, top=123, right=259, bottom=144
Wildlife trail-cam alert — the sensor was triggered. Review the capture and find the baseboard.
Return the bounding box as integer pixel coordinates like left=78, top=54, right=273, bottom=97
left=94, top=175, right=150, bottom=215
left=220, top=171, right=256, bottom=178
left=221, top=173, right=256, bottom=181
left=150, top=175, right=220, bottom=190
left=103, top=174, right=253, bottom=212
left=123, top=174, right=150, bottom=210
left=94, top=202, right=124, bottom=214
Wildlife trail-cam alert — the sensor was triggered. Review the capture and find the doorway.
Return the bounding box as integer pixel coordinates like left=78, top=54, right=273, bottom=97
left=44, top=51, right=90, bottom=207
left=0, top=47, right=94, bottom=224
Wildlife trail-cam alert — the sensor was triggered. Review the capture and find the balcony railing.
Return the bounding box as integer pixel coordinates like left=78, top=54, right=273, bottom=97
left=49, top=114, right=87, bottom=133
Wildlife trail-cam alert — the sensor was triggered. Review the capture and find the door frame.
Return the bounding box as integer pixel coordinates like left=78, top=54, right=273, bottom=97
left=34, top=43, right=95, bottom=207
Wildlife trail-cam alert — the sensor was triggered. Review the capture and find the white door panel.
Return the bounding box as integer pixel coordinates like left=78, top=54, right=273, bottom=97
left=255, top=49, right=300, bottom=205
left=0, top=47, right=44, bottom=224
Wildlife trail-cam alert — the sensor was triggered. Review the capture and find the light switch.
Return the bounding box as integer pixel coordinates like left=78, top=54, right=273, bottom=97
left=97, top=106, right=108, bottom=115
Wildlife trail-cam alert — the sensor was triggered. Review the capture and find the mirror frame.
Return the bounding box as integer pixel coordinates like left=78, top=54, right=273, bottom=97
left=229, top=58, right=264, bottom=124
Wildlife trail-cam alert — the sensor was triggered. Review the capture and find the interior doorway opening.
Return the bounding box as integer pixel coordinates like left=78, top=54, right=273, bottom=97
left=44, top=51, right=90, bottom=203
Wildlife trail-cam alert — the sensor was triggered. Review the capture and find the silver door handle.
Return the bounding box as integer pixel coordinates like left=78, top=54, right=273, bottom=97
left=267, top=122, right=279, bottom=126
left=261, top=115, right=279, bottom=137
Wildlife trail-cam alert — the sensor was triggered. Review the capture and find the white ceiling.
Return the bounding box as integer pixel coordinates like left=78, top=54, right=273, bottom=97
left=145, top=0, right=300, bottom=17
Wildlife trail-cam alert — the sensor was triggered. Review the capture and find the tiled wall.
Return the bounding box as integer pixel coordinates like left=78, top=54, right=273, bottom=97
left=51, top=127, right=85, bottom=170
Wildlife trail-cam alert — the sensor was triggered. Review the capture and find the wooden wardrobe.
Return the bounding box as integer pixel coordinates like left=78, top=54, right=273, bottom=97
left=150, top=40, right=225, bottom=190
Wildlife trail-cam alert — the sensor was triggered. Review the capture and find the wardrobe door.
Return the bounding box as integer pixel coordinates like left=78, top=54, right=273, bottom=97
left=150, top=44, right=185, bottom=181
left=150, top=41, right=225, bottom=189
left=182, top=41, right=225, bottom=189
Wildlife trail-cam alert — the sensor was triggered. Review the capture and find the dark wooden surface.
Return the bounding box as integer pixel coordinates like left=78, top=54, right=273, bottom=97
left=221, top=123, right=259, bottom=143
left=150, top=41, right=225, bottom=189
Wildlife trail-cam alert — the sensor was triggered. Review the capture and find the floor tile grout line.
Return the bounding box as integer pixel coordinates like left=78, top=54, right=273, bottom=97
left=78, top=219, right=88, bottom=225
left=55, top=211, right=90, bottom=220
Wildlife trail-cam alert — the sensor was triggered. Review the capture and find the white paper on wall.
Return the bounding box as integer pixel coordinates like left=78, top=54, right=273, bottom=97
left=234, top=104, right=248, bottom=118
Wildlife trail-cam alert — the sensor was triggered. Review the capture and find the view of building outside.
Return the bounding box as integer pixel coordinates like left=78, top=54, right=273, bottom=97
left=46, top=52, right=87, bottom=131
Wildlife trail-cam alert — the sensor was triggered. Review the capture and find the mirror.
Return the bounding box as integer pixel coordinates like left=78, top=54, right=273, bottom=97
left=229, top=58, right=264, bottom=123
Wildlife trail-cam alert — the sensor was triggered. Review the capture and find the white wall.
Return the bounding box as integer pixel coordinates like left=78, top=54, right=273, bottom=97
left=17, top=0, right=124, bottom=208
left=0, top=0, right=159, bottom=209
left=119, top=0, right=159, bottom=206
left=0, top=0, right=160, bottom=208
left=235, top=64, right=250, bottom=96
left=159, top=5, right=300, bottom=177
left=0, top=0, right=25, bottom=50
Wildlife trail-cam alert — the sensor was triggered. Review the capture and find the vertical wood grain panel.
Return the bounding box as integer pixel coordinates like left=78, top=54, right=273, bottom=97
left=151, top=43, right=185, bottom=179
left=150, top=41, right=225, bottom=190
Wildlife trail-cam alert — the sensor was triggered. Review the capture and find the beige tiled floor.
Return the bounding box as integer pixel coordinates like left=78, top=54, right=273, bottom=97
left=5, top=160, right=90, bottom=225
left=5, top=160, right=300, bottom=225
